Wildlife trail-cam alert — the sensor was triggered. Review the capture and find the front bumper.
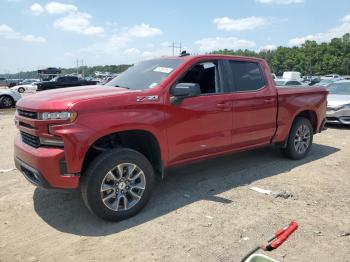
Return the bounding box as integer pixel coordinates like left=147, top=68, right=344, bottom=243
left=14, top=133, right=79, bottom=189
left=326, top=108, right=350, bottom=125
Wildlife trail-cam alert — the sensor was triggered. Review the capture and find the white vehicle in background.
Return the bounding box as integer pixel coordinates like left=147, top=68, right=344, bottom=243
left=326, top=80, right=350, bottom=125
left=321, top=74, right=342, bottom=80
left=275, top=79, right=307, bottom=87
left=0, top=89, right=21, bottom=108
left=10, top=82, right=38, bottom=93
left=282, top=71, right=303, bottom=81
left=19, top=79, right=40, bottom=85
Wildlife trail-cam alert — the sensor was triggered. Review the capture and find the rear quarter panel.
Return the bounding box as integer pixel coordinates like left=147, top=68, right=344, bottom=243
left=273, top=86, right=328, bottom=143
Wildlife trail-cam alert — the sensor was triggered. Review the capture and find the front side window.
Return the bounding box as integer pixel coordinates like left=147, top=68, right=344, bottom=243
left=227, top=61, right=265, bottom=92
left=107, top=58, right=184, bottom=90
left=178, top=61, right=219, bottom=94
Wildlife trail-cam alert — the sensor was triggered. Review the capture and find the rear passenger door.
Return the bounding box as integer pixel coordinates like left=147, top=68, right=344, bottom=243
left=222, top=60, right=278, bottom=149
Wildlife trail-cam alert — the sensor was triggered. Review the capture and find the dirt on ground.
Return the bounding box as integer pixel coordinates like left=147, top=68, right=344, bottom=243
left=0, top=108, right=349, bottom=262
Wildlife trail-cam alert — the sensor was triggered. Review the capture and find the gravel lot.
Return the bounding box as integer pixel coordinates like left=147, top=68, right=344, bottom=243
left=0, top=108, right=349, bottom=262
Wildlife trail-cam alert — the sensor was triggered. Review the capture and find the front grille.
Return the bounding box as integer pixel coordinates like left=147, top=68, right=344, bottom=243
left=19, top=121, right=35, bottom=129
left=17, top=109, right=38, bottom=119
left=21, top=131, right=40, bottom=148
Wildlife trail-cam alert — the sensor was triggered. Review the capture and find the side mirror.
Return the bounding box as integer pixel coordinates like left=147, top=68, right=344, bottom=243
left=171, top=83, right=201, bottom=98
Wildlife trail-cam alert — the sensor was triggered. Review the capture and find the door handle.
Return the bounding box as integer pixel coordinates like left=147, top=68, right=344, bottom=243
left=216, top=102, right=231, bottom=110
left=264, top=98, right=274, bottom=103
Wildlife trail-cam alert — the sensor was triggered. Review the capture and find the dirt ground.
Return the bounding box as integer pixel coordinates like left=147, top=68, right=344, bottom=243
left=0, top=107, right=349, bottom=262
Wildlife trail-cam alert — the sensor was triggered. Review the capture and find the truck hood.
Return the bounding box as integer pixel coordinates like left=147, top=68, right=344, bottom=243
left=16, top=85, right=135, bottom=111
left=327, top=94, right=350, bottom=108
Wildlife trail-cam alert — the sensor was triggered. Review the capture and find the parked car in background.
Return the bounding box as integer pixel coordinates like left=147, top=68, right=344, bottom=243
left=318, top=79, right=337, bottom=87
left=0, top=78, right=7, bottom=87
left=0, top=89, right=21, bottom=108
left=10, top=83, right=38, bottom=93
left=19, top=79, right=40, bottom=85
left=36, top=76, right=98, bottom=91
left=326, top=80, right=350, bottom=125
left=321, top=74, right=342, bottom=80
left=303, top=76, right=321, bottom=85
left=7, top=79, right=23, bottom=87
left=275, top=79, right=306, bottom=86
left=282, top=71, right=303, bottom=81
left=14, top=55, right=327, bottom=221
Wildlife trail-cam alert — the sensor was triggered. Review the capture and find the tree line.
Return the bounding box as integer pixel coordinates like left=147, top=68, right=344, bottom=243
left=212, top=33, right=350, bottom=76
left=0, top=64, right=132, bottom=80
left=2, top=33, right=350, bottom=79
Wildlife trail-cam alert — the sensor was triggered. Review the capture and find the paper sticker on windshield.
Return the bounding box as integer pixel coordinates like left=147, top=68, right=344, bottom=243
left=153, top=67, right=173, bottom=74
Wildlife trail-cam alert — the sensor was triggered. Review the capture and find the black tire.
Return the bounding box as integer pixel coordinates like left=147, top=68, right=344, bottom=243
left=281, top=117, right=313, bottom=160
left=18, top=87, right=25, bottom=93
left=0, top=95, right=14, bottom=108
left=81, top=148, right=155, bottom=221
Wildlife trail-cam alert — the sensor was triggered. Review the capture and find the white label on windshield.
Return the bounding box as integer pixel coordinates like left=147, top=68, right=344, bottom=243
left=153, top=67, right=173, bottom=74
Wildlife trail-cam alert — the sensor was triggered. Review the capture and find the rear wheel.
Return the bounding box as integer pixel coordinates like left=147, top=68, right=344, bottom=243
left=0, top=96, right=14, bottom=108
left=18, top=87, right=25, bottom=93
left=281, top=117, right=313, bottom=160
left=81, top=148, right=155, bottom=221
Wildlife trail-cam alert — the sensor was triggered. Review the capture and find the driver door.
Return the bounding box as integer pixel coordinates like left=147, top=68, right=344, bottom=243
left=166, top=60, right=233, bottom=164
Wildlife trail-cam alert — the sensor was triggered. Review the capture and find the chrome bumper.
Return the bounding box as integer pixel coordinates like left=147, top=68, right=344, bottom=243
left=326, top=108, right=350, bottom=125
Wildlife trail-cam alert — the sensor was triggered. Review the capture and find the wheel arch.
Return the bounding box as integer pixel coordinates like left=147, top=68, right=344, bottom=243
left=81, top=129, right=164, bottom=179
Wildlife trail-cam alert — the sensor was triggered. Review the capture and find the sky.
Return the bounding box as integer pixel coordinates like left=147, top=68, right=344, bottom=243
left=0, top=0, right=350, bottom=73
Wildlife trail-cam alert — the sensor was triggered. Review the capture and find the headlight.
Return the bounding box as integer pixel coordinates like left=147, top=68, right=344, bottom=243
left=39, top=111, right=77, bottom=122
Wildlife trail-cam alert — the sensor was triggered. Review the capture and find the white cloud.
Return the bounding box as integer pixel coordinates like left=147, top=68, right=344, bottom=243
left=0, top=24, right=45, bottom=42
left=23, top=34, right=46, bottom=42
left=195, top=37, right=256, bottom=52
left=260, top=44, right=277, bottom=51
left=124, top=48, right=141, bottom=55
left=0, top=24, right=19, bottom=39
left=213, top=16, right=271, bottom=31
left=256, top=0, right=303, bottom=4
left=127, top=24, right=162, bottom=37
left=288, top=17, right=350, bottom=46
left=342, top=14, right=350, bottom=23
left=45, top=2, right=78, bottom=14
left=53, top=12, right=104, bottom=35
left=30, top=3, right=44, bottom=15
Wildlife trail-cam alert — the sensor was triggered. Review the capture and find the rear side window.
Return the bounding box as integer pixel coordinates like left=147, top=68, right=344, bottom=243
left=227, top=61, right=265, bottom=92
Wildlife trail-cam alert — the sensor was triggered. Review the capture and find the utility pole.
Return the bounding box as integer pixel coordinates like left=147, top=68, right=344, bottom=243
left=168, top=42, right=182, bottom=56
left=76, top=59, right=79, bottom=75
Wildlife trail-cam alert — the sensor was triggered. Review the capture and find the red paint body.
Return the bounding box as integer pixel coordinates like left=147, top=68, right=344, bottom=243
left=14, top=55, right=328, bottom=189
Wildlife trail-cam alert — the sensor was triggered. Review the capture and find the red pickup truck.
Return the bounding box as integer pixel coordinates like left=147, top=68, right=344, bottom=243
left=14, top=55, right=328, bottom=221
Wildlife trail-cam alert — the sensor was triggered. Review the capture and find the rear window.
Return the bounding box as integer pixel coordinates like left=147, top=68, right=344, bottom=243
left=227, top=61, right=265, bottom=92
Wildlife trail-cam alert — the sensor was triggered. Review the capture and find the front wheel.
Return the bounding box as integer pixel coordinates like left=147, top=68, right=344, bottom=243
left=81, top=148, right=155, bottom=221
left=18, top=87, right=25, bottom=93
left=281, top=117, right=313, bottom=160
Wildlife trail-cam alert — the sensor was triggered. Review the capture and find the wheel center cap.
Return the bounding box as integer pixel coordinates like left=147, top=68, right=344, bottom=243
left=118, top=182, right=126, bottom=190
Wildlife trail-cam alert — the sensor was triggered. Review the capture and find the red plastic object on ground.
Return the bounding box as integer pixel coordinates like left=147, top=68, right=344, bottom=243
left=241, top=220, right=299, bottom=262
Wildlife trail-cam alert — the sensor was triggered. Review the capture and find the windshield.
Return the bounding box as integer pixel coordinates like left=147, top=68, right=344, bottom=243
left=106, top=58, right=184, bottom=90
left=50, top=76, right=60, bottom=82
left=328, top=82, right=350, bottom=95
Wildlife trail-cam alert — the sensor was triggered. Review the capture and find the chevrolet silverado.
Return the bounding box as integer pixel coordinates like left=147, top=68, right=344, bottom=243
left=14, top=55, right=328, bottom=221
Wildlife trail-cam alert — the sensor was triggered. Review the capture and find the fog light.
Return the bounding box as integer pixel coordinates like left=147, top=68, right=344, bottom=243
left=39, top=137, right=64, bottom=147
